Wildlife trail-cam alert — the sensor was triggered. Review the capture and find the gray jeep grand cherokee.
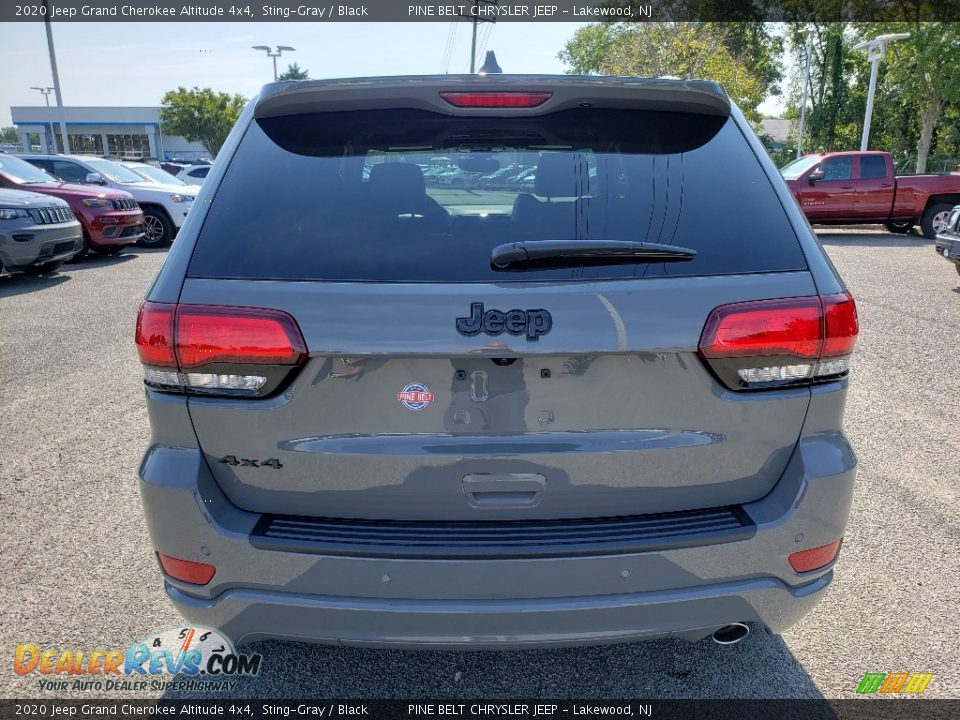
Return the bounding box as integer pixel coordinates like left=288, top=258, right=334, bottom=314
left=136, top=75, right=859, bottom=649
left=0, top=188, right=81, bottom=275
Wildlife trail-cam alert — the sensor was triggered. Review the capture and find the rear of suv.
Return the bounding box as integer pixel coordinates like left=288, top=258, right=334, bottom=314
left=136, top=75, right=859, bottom=649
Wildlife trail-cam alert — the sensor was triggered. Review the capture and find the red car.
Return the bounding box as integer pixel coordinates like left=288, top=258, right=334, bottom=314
left=781, top=151, right=960, bottom=238
left=0, top=154, right=144, bottom=258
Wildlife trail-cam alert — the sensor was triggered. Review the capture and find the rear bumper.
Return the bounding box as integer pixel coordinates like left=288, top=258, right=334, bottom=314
left=935, top=235, right=960, bottom=264
left=138, top=384, right=856, bottom=649
left=167, top=573, right=831, bottom=650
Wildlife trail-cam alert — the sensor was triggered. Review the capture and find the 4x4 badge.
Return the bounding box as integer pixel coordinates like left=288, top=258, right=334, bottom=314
left=456, top=302, right=552, bottom=341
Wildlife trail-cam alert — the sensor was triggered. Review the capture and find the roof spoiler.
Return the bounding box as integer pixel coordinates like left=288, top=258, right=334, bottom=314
left=254, top=75, right=732, bottom=120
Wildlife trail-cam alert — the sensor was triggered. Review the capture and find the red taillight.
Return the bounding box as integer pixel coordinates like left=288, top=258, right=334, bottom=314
left=821, top=292, right=859, bottom=357
left=175, top=305, right=306, bottom=368
left=135, top=302, right=307, bottom=397
left=789, top=539, right=843, bottom=573
left=157, top=553, right=216, bottom=585
left=439, top=91, right=552, bottom=108
left=699, top=297, right=823, bottom=360
left=135, top=301, right=175, bottom=367
left=698, top=293, right=858, bottom=390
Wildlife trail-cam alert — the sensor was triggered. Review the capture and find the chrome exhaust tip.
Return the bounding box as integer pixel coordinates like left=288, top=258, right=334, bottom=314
left=712, top=622, right=750, bottom=645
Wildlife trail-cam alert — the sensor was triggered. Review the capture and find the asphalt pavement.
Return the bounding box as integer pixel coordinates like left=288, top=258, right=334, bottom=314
left=1, top=232, right=958, bottom=700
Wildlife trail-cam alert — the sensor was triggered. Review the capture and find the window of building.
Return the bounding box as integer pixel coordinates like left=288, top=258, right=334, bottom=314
left=56, top=133, right=103, bottom=154
left=107, top=133, right=150, bottom=159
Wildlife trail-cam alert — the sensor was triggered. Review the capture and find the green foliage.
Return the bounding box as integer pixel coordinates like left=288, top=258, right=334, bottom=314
left=160, top=87, right=246, bottom=158
left=278, top=63, right=309, bottom=81
left=786, top=22, right=960, bottom=172
left=0, top=126, right=18, bottom=144
left=559, top=23, right=775, bottom=124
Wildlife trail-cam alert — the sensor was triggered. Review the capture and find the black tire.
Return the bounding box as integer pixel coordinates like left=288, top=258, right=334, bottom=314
left=22, top=260, right=64, bottom=275
left=138, top=208, right=173, bottom=247
left=920, top=202, right=954, bottom=239
left=955, top=263, right=960, bottom=278
left=69, top=233, right=90, bottom=262
left=884, top=221, right=914, bottom=234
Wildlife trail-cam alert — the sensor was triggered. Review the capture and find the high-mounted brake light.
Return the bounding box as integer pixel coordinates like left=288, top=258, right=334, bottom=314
left=698, top=292, right=858, bottom=390
left=439, top=91, right=552, bottom=108
left=136, top=302, right=307, bottom=398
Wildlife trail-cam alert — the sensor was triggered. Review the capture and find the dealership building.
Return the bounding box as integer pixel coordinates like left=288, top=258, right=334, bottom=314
left=10, top=106, right=209, bottom=161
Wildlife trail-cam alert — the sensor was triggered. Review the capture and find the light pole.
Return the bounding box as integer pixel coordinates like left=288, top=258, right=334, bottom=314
left=853, top=33, right=910, bottom=151
left=795, top=28, right=815, bottom=159
left=252, top=45, right=296, bottom=81
left=30, top=86, right=56, bottom=153
left=41, top=0, right=69, bottom=154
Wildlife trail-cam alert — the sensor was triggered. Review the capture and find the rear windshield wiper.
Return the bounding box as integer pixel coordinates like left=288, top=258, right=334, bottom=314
left=490, top=240, right=696, bottom=270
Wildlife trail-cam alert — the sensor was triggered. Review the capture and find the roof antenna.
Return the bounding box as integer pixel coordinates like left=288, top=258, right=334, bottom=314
left=478, top=51, right=503, bottom=75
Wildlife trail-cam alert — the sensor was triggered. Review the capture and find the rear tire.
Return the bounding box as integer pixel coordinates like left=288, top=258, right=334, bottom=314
left=955, top=263, right=960, bottom=278
left=138, top=208, right=173, bottom=247
left=22, top=260, right=64, bottom=275
left=884, top=221, right=913, bottom=234
left=920, top=203, right=953, bottom=239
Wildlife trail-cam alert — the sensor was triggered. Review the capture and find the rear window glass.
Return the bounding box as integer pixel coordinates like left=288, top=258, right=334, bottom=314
left=188, top=108, right=806, bottom=282
left=860, top=155, right=887, bottom=179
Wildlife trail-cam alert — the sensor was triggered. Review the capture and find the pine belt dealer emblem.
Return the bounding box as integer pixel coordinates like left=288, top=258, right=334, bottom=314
left=397, top=382, right=435, bottom=411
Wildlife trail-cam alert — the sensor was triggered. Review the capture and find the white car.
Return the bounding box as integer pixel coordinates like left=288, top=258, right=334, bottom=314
left=18, top=154, right=197, bottom=247
left=175, top=164, right=212, bottom=186
left=120, top=161, right=189, bottom=187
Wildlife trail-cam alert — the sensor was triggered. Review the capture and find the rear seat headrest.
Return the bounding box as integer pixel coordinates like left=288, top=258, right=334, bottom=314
left=535, top=152, right=590, bottom=199
left=368, top=163, right=427, bottom=212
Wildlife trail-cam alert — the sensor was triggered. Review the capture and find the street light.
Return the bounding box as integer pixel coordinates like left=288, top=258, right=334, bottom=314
left=30, top=86, right=56, bottom=153
left=795, top=28, right=815, bottom=159
left=853, top=32, right=910, bottom=151
left=252, top=45, right=296, bottom=82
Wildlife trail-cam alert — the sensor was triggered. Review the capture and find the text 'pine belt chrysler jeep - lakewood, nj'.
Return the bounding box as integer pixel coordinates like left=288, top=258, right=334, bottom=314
left=135, top=75, right=859, bottom=649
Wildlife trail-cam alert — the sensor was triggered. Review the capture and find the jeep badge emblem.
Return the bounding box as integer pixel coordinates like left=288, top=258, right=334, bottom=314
left=456, top=302, right=552, bottom=341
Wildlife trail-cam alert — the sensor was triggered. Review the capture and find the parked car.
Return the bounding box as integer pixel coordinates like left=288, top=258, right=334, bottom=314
left=478, top=165, right=527, bottom=189
left=18, top=154, right=196, bottom=247
left=0, top=187, right=82, bottom=275
left=135, top=75, right=859, bottom=650
left=0, top=155, right=143, bottom=259
left=780, top=151, right=960, bottom=238
left=934, top=204, right=960, bottom=278
left=175, top=164, right=212, bottom=185
left=161, top=158, right=211, bottom=176
left=121, top=161, right=189, bottom=187
left=505, top=166, right=536, bottom=189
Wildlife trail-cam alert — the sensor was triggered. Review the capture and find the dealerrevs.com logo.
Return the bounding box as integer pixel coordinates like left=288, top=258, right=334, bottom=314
left=14, top=626, right=261, bottom=693
left=856, top=672, right=933, bottom=695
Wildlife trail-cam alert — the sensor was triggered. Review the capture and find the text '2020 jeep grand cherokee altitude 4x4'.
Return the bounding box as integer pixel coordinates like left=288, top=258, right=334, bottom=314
left=135, top=75, right=859, bottom=649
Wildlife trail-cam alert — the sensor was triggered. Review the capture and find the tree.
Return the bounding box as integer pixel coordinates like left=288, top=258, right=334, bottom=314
left=278, top=63, right=309, bottom=81
left=784, top=22, right=960, bottom=172
left=160, top=87, right=246, bottom=157
left=784, top=23, right=866, bottom=154
left=855, top=22, right=960, bottom=173
left=559, top=23, right=769, bottom=124
left=0, top=126, right=18, bottom=144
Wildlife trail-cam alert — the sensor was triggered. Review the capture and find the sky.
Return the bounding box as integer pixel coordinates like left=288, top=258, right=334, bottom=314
left=0, top=21, right=584, bottom=127
left=0, top=21, right=785, bottom=128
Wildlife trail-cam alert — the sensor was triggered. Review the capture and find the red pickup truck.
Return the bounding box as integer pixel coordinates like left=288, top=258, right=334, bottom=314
left=780, top=151, right=960, bottom=238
